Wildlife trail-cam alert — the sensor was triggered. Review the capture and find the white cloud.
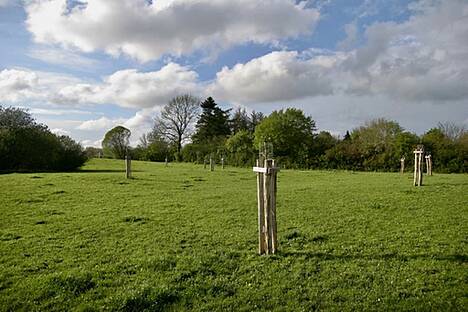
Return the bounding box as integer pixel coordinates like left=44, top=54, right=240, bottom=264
left=77, top=116, right=126, bottom=131
left=339, top=0, right=468, bottom=102
left=0, top=63, right=201, bottom=108
left=25, top=0, right=320, bottom=62
left=0, top=69, right=39, bottom=101
left=76, top=107, right=159, bottom=145
left=210, top=51, right=336, bottom=103
left=51, top=128, right=70, bottom=135
left=89, top=63, right=201, bottom=108
left=210, top=0, right=468, bottom=104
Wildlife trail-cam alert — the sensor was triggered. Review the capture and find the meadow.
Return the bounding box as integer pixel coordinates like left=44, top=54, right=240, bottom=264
left=0, top=158, right=467, bottom=311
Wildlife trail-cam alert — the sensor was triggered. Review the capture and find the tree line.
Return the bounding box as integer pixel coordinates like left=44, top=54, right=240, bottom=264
left=99, top=95, right=467, bottom=173
left=0, top=106, right=87, bottom=172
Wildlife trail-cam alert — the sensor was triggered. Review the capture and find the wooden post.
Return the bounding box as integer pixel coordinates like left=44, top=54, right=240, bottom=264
left=413, top=146, right=424, bottom=186
left=165, top=156, right=168, bottom=167
left=210, top=157, right=214, bottom=171
left=125, top=155, right=131, bottom=179
left=203, top=158, right=207, bottom=169
left=221, top=157, right=225, bottom=169
left=400, top=156, right=405, bottom=174
left=428, top=155, right=432, bottom=176
left=256, top=159, right=266, bottom=254
left=253, top=158, right=279, bottom=255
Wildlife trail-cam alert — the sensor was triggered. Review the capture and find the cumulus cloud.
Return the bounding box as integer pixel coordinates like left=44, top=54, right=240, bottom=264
left=339, top=0, right=468, bottom=102
left=211, top=0, right=468, bottom=104
left=0, top=63, right=201, bottom=108
left=88, top=63, right=201, bottom=108
left=210, top=51, right=336, bottom=103
left=77, top=117, right=127, bottom=131
left=0, top=69, right=39, bottom=102
left=25, top=0, right=320, bottom=62
left=76, top=107, right=159, bottom=145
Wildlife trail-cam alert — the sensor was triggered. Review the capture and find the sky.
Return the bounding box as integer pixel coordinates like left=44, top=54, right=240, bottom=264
left=0, top=0, right=467, bottom=147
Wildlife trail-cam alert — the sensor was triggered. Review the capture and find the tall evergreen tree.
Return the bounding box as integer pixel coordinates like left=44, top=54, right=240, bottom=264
left=192, top=97, right=231, bottom=144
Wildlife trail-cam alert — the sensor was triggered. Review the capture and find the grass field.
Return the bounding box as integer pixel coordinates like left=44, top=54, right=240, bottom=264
left=1, top=158, right=467, bottom=311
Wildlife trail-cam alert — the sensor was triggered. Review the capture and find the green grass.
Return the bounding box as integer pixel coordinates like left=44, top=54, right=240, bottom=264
left=1, top=158, right=467, bottom=311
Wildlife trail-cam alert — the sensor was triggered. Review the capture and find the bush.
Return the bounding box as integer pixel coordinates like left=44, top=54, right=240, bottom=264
left=0, top=106, right=87, bottom=172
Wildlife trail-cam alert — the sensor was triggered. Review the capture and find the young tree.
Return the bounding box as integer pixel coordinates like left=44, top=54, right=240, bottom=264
left=192, top=97, right=231, bottom=144
left=152, top=94, right=200, bottom=158
left=102, top=126, right=131, bottom=159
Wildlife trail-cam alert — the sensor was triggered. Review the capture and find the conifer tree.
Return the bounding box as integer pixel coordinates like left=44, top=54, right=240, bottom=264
left=192, top=97, right=231, bottom=144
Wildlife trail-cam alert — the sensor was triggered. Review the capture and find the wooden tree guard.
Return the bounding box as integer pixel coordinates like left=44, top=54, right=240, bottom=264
left=413, top=146, right=424, bottom=186
left=253, top=159, right=279, bottom=255
left=210, top=157, right=214, bottom=171
left=125, top=155, right=132, bottom=179
left=400, top=156, right=405, bottom=174
left=425, top=155, right=432, bottom=176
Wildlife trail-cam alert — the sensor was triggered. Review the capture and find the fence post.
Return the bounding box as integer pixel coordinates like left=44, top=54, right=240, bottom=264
left=400, top=156, right=405, bottom=174
left=125, top=155, right=132, bottom=179
left=253, top=158, right=279, bottom=255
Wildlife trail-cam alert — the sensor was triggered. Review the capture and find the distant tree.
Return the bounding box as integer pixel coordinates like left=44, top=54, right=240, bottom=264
left=84, top=147, right=103, bottom=158
left=102, top=126, right=131, bottom=159
left=152, top=94, right=200, bottom=159
left=55, top=135, right=87, bottom=170
left=144, top=134, right=171, bottom=162
left=310, top=131, right=338, bottom=167
left=394, top=131, right=419, bottom=165
left=254, top=108, right=316, bottom=167
left=230, top=107, right=250, bottom=134
left=437, top=122, right=466, bottom=141
left=249, top=111, right=265, bottom=133
left=192, top=97, right=231, bottom=144
left=351, top=118, right=403, bottom=170
left=225, top=129, right=256, bottom=166
left=0, top=106, right=86, bottom=171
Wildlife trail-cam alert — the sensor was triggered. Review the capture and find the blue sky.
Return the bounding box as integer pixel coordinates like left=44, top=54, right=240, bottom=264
left=1, top=0, right=467, bottom=146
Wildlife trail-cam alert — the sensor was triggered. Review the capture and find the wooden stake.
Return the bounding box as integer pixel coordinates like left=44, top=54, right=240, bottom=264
left=210, top=157, right=214, bottom=171
left=263, top=159, right=272, bottom=253
left=253, top=159, right=279, bottom=255
left=428, top=155, right=432, bottom=176
left=413, top=146, right=424, bottom=186
left=165, top=156, right=168, bottom=167
left=256, top=159, right=266, bottom=254
left=400, top=156, right=405, bottom=174
left=203, top=159, right=207, bottom=169
left=221, top=157, right=225, bottom=169
left=125, top=155, right=131, bottom=179
left=270, top=159, right=278, bottom=253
